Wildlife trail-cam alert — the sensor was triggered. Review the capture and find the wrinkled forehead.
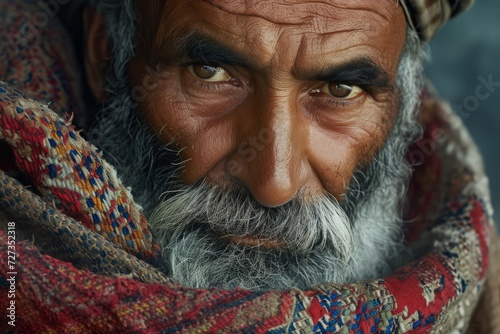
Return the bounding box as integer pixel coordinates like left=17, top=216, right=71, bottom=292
left=199, top=0, right=402, bottom=28
left=136, top=0, right=408, bottom=75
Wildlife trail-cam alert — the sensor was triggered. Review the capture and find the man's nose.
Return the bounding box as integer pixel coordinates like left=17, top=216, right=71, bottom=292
left=225, top=96, right=312, bottom=208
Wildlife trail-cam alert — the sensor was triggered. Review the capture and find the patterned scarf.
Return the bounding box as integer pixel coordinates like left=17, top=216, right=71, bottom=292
left=0, top=0, right=494, bottom=333
left=400, top=0, right=475, bottom=41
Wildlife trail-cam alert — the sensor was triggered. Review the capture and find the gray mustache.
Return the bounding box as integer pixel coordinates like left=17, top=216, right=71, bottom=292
left=150, top=181, right=354, bottom=259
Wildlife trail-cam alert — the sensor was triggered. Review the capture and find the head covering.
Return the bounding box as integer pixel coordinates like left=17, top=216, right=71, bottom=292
left=400, top=0, right=475, bottom=41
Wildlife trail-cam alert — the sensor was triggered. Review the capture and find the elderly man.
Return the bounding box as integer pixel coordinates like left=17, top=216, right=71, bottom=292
left=84, top=0, right=425, bottom=290
left=0, top=0, right=497, bottom=332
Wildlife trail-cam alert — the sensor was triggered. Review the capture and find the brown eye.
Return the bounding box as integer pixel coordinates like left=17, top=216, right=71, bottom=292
left=193, top=65, right=216, bottom=79
left=318, top=82, right=363, bottom=99
left=188, top=64, right=231, bottom=82
left=330, top=84, right=353, bottom=98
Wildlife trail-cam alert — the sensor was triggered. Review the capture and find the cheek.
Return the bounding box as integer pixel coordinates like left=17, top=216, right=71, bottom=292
left=308, top=132, right=361, bottom=197
left=308, top=105, right=396, bottom=197
left=141, top=70, right=246, bottom=124
left=138, top=79, right=246, bottom=183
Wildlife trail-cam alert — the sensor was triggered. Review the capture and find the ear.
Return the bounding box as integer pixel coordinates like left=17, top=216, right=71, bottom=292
left=83, top=6, right=109, bottom=102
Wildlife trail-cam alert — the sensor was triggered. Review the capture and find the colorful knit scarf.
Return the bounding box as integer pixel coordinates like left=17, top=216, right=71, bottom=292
left=0, top=1, right=494, bottom=333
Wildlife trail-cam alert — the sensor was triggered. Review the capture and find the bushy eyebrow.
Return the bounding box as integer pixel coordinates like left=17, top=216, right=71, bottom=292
left=157, top=31, right=254, bottom=68
left=294, top=57, right=394, bottom=92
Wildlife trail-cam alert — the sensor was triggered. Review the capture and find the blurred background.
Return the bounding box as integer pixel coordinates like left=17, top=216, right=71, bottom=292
left=425, top=0, right=500, bottom=228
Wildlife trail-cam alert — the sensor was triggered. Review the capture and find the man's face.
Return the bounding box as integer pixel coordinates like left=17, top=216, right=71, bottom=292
left=129, top=0, right=406, bottom=207
left=88, top=0, right=417, bottom=290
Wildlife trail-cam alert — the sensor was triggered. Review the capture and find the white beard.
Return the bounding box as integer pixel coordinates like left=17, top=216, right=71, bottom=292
left=87, top=29, right=425, bottom=290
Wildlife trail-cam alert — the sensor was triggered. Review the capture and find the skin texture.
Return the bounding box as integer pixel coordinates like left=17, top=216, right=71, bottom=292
left=83, top=1, right=424, bottom=288
left=86, top=1, right=407, bottom=208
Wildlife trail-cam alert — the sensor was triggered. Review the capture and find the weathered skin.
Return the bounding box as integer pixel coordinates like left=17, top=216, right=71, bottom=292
left=86, top=1, right=407, bottom=210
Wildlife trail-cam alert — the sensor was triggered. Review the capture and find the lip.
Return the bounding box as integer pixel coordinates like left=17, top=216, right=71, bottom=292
left=226, top=235, right=287, bottom=249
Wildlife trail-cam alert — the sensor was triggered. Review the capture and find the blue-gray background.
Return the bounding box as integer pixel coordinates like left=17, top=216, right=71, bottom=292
left=425, top=0, right=500, bottom=228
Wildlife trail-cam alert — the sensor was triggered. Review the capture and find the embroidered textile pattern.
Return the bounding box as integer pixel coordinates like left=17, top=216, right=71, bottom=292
left=0, top=0, right=494, bottom=332
left=0, top=82, right=161, bottom=265
left=0, top=109, right=489, bottom=333
left=0, top=0, right=159, bottom=268
left=0, top=0, right=84, bottom=124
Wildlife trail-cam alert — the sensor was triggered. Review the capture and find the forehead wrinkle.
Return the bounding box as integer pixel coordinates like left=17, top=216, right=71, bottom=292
left=195, top=0, right=400, bottom=65
left=189, top=4, right=391, bottom=70
left=200, top=0, right=305, bottom=27
left=199, top=0, right=396, bottom=31
left=149, top=0, right=405, bottom=80
left=307, top=3, right=393, bottom=25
